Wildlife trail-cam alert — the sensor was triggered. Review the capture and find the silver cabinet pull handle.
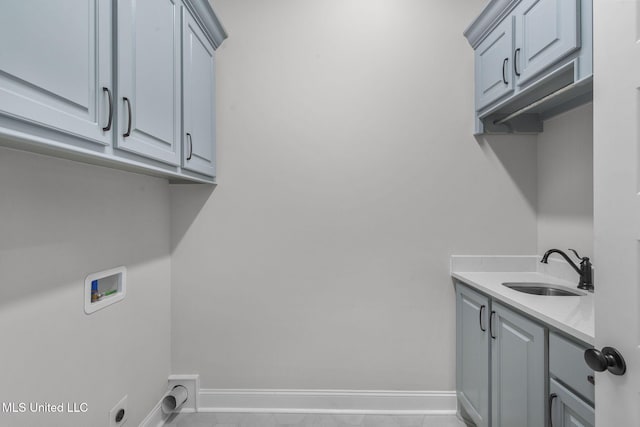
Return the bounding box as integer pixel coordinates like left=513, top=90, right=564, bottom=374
left=479, top=305, right=486, bottom=332
left=514, top=48, right=521, bottom=77
left=102, top=87, right=113, bottom=131
left=123, top=97, right=132, bottom=138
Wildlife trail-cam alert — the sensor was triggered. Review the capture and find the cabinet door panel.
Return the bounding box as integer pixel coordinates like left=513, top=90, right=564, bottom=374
left=456, top=284, right=490, bottom=427
left=491, top=303, right=545, bottom=427
left=117, top=0, right=181, bottom=165
left=475, top=17, right=514, bottom=110
left=515, top=0, right=579, bottom=85
left=549, top=332, right=594, bottom=404
left=550, top=379, right=594, bottom=427
left=182, top=10, right=216, bottom=177
left=0, top=0, right=112, bottom=145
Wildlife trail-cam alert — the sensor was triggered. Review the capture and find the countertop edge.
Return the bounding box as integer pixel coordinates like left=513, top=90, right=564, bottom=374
left=452, top=272, right=594, bottom=346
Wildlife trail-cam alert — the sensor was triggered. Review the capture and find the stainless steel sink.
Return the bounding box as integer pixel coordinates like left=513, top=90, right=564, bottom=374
left=502, top=282, right=585, bottom=296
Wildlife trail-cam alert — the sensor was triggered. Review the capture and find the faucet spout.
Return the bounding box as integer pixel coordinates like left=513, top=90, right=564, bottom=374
left=540, top=248, right=594, bottom=292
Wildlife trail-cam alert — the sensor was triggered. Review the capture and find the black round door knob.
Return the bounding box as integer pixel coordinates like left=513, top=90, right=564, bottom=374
left=584, top=347, right=627, bottom=376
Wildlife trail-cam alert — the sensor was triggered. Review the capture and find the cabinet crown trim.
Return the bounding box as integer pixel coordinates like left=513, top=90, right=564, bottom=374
left=464, top=0, right=521, bottom=48
left=183, top=0, right=228, bottom=48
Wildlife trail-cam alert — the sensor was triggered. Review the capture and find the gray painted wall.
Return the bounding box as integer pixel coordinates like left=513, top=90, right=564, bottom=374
left=537, top=103, right=594, bottom=259
left=0, top=4, right=595, bottom=423
left=170, top=0, right=538, bottom=391
left=0, top=147, right=171, bottom=427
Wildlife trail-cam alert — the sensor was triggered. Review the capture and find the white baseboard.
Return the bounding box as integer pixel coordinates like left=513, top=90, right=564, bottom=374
left=197, top=389, right=457, bottom=415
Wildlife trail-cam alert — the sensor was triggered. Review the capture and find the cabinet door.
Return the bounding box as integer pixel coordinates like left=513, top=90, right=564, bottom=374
left=456, top=284, right=490, bottom=427
left=0, top=0, right=112, bottom=145
left=514, top=0, right=580, bottom=86
left=491, top=303, right=545, bottom=427
left=117, top=0, right=181, bottom=165
left=475, top=17, right=514, bottom=110
left=550, top=379, right=594, bottom=427
left=182, top=9, right=216, bottom=177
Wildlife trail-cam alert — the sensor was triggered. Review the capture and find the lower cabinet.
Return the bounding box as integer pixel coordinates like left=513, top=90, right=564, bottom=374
left=549, top=332, right=595, bottom=427
left=491, top=302, right=545, bottom=427
left=456, top=284, right=490, bottom=427
left=456, top=282, right=595, bottom=427
left=456, top=283, right=545, bottom=427
left=550, top=379, right=595, bottom=427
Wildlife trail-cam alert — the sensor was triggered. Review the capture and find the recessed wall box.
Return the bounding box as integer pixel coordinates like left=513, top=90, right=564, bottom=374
left=84, top=267, right=126, bottom=314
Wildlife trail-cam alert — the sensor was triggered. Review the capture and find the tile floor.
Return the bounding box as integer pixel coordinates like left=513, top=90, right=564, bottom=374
left=165, top=412, right=468, bottom=427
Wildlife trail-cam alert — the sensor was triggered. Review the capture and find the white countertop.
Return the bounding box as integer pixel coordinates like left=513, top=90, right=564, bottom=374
left=452, top=270, right=594, bottom=345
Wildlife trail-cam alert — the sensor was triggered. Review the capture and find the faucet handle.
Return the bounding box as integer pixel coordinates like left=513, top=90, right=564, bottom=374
left=569, top=249, right=591, bottom=265
left=569, top=248, right=584, bottom=260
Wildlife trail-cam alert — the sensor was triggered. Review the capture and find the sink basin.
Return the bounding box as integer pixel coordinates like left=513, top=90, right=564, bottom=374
left=502, top=282, right=585, bottom=296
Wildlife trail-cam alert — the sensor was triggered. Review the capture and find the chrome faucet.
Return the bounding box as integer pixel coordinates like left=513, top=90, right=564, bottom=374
left=540, top=249, right=594, bottom=292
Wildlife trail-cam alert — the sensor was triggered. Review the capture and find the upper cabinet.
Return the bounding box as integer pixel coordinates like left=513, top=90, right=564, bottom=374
left=465, top=0, right=592, bottom=134
left=116, top=0, right=182, bottom=166
left=182, top=9, right=217, bottom=177
left=0, top=0, right=113, bottom=146
left=0, top=0, right=227, bottom=183
left=514, top=0, right=580, bottom=86
left=475, top=17, right=515, bottom=110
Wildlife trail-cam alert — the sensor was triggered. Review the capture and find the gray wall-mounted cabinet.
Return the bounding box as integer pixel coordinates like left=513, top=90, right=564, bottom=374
left=116, top=0, right=182, bottom=166
left=182, top=9, right=217, bottom=177
left=464, top=0, right=592, bottom=134
left=0, top=0, right=226, bottom=183
left=475, top=17, right=515, bottom=110
left=0, top=0, right=113, bottom=146
left=514, top=0, right=580, bottom=87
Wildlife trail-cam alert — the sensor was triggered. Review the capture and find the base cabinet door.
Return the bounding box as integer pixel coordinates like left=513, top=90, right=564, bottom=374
left=550, top=379, right=594, bottom=427
left=116, top=0, right=182, bottom=165
left=491, top=302, right=545, bottom=427
left=0, top=0, right=112, bottom=145
left=456, top=284, right=490, bottom=427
